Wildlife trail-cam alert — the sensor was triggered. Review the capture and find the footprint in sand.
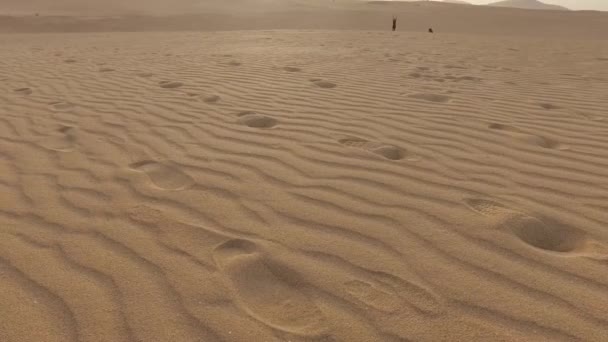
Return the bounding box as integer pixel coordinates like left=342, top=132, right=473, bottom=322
left=99, top=68, right=115, bottom=73
left=136, top=72, right=154, bottom=78
left=338, top=137, right=412, bottom=161
left=64, top=59, right=77, bottom=63
left=538, top=103, right=560, bottom=110
left=465, top=198, right=513, bottom=217
left=283, top=67, right=302, bottom=72
left=202, top=95, right=221, bottom=104
left=237, top=112, right=278, bottom=129
left=344, top=273, right=444, bottom=316
left=466, top=198, right=607, bottom=258
left=488, top=123, right=565, bottom=150
left=129, top=160, right=194, bottom=191
left=503, top=215, right=591, bottom=253
left=444, top=64, right=467, bottom=70
left=344, top=280, right=401, bottom=313
left=159, top=81, right=183, bottom=89
left=41, top=125, right=77, bottom=152
left=407, top=93, right=451, bottom=103
left=444, top=75, right=481, bottom=82
left=228, top=61, right=242, bottom=66
left=49, top=101, right=75, bottom=111
left=14, top=88, right=33, bottom=95
left=213, top=239, right=328, bottom=336
left=310, top=79, right=337, bottom=89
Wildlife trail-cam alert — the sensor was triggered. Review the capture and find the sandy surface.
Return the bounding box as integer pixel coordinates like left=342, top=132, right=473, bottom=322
left=1, top=3, right=608, bottom=342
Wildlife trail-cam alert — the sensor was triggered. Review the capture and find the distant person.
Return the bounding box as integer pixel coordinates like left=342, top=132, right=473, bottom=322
left=428, top=28, right=434, bottom=33
left=392, top=17, right=397, bottom=32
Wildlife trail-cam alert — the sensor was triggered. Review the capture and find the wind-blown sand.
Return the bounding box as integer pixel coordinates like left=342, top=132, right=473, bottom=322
left=1, top=2, right=608, bottom=341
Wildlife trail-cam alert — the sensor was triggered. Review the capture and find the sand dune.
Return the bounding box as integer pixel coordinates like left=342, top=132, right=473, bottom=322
left=1, top=3, right=608, bottom=342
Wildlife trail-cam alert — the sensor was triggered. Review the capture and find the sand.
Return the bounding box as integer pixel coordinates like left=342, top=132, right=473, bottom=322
left=1, top=2, right=608, bottom=342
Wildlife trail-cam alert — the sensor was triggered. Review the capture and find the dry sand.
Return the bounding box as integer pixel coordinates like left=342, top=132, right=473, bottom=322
left=1, top=2, right=608, bottom=341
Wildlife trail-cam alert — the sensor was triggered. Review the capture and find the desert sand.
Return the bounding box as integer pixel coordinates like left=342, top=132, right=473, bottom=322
left=1, top=1, right=608, bottom=341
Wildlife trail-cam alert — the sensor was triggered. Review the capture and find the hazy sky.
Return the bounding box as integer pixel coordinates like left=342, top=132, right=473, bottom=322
left=469, top=0, right=608, bottom=11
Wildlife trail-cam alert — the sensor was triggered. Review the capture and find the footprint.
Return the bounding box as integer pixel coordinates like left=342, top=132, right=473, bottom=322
left=228, top=61, right=242, bottom=66
left=136, top=72, right=154, bottom=78
left=129, top=160, right=194, bottom=191
left=488, top=123, right=565, bottom=150
left=519, top=135, right=563, bottom=149
left=344, top=280, right=401, bottom=313
left=311, top=80, right=337, bottom=89
left=539, top=103, right=560, bottom=110
left=41, top=125, right=77, bottom=152
left=488, top=123, right=520, bottom=132
left=213, top=239, right=328, bottom=336
left=444, top=64, right=467, bottom=69
left=445, top=75, right=481, bottom=82
left=283, top=67, right=301, bottom=72
left=159, top=81, right=183, bottom=89
left=502, top=215, right=593, bottom=254
left=237, top=113, right=278, bottom=129
left=407, top=93, right=451, bottom=103
left=14, top=88, right=32, bottom=95
left=202, top=95, right=221, bottom=104
left=99, top=68, right=115, bottom=72
left=49, top=101, right=74, bottom=111
left=338, top=137, right=409, bottom=161
left=344, top=271, right=444, bottom=316
left=467, top=199, right=607, bottom=258
left=64, top=59, right=77, bottom=63
left=464, top=198, right=513, bottom=217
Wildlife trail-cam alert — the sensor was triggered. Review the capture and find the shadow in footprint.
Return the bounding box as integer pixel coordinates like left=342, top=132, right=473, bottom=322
left=41, top=125, right=77, bottom=152
left=539, top=103, right=560, bottom=110
left=202, top=95, right=221, bottom=104
left=14, top=88, right=32, bottom=95
left=213, top=239, right=328, bottom=336
left=503, top=215, right=587, bottom=253
left=283, top=67, right=302, bottom=72
left=311, top=79, right=337, bottom=89
left=338, top=137, right=409, bottom=161
left=159, top=81, right=183, bottom=89
left=238, top=113, right=278, bottom=129
left=129, top=160, right=194, bottom=191
left=407, top=93, right=451, bottom=103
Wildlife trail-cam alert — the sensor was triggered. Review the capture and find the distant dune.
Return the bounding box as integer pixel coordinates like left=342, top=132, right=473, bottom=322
left=487, top=0, right=569, bottom=10
left=442, top=0, right=472, bottom=4
left=2, top=1, right=605, bottom=36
